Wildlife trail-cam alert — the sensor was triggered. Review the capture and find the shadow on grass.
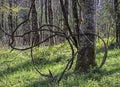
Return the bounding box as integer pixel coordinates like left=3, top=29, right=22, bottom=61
left=96, top=45, right=120, bottom=61
left=85, top=66, right=120, bottom=81
left=25, top=71, right=74, bottom=87
left=0, top=58, right=36, bottom=79
left=0, top=55, right=66, bottom=79
left=103, top=68, right=120, bottom=75
left=25, top=79, right=50, bottom=87
left=25, top=79, right=61, bottom=87
left=23, top=65, right=120, bottom=87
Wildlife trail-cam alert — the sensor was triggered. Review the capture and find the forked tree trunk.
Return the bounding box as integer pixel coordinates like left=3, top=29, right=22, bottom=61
left=75, top=0, right=97, bottom=72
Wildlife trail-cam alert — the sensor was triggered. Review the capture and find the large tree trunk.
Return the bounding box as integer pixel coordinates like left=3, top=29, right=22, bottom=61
left=75, top=0, right=97, bottom=72
left=31, top=0, right=39, bottom=45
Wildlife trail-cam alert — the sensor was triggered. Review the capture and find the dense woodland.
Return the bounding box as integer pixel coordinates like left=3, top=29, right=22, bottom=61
left=0, top=0, right=120, bottom=87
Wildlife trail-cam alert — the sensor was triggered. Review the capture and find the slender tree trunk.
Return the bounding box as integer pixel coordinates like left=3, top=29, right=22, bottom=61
left=0, top=0, right=4, bottom=29
left=63, top=0, right=69, bottom=35
left=72, top=0, right=79, bottom=47
left=8, top=0, right=13, bottom=45
left=0, top=0, right=4, bottom=37
left=75, top=0, right=97, bottom=72
left=31, top=0, right=39, bottom=45
left=8, top=0, right=13, bottom=34
left=48, top=0, right=54, bottom=45
left=0, top=0, right=4, bottom=42
left=39, top=0, right=43, bottom=42
left=114, top=0, right=120, bottom=47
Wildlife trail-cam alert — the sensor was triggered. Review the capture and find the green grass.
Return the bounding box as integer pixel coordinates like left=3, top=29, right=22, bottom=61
left=0, top=43, right=120, bottom=87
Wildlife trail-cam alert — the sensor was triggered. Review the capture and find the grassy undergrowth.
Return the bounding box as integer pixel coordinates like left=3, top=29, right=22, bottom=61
left=0, top=42, right=120, bottom=87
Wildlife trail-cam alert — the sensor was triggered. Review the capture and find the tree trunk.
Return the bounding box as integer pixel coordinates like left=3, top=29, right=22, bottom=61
left=48, top=0, right=54, bottom=45
left=0, top=0, right=4, bottom=41
left=72, top=0, right=80, bottom=47
left=75, top=0, right=97, bottom=72
left=31, top=0, right=39, bottom=45
left=8, top=0, right=14, bottom=45
left=63, top=0, right=69, bottom=35
left=0, top=0, right=4, bottom=29
left=114, top=0, right=120, bottom=47
left=39, top=0, right=43, bottom=43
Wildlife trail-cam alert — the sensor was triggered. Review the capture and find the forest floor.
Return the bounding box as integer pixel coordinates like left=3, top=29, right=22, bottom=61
left=0, top=42, right=120, bottom=87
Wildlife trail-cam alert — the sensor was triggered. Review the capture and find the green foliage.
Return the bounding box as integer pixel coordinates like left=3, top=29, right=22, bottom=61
left=0, top=4, right=28, bottom=16
left=0, top=42, right=120, bottom=87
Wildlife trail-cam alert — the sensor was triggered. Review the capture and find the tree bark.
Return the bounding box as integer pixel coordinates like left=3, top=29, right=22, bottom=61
left=75, top=0, right=97, bottom=72
left=8, top=0, right=13, bottom=35
left=31, top=0, right=39, bottom=45
left=8, top=0, right=14, bottom=45
left=63, top=0, right=69, bottom=35
left=48, top=0, right=54, bottom=45
left=0, top=0, right=4, bottom=41
left=72, top=0, right=79, bottom=47
left=114, top=0, right=120, bottom=47
left=0, top=0, right=4, bottom=29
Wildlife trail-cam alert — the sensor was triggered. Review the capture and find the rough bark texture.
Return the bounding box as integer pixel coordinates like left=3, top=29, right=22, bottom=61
left=31, top=0, right=39, bottom=45
left=75, top=0, right=97, bottom=72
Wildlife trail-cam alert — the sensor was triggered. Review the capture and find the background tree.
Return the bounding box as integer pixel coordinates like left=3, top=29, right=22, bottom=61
left=48, top=0, right=54, bottom=45
left=114, top=0, right=120, bottom=47
left=0, top=0, right=4, bottom=41
left=63, top=0, right=69, bottom=35
left=31, top=0, right=39, bottom=45
left=8, top=0, right=13, bottom=44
